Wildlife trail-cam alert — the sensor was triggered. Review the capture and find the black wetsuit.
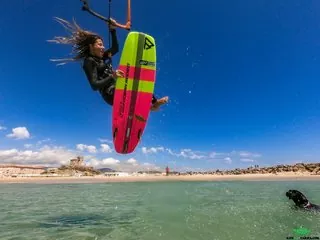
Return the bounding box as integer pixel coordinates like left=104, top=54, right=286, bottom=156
left=83, top=29, right=157, bottom=106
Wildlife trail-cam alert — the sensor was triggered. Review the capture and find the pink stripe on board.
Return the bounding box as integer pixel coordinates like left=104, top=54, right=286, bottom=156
left=112, top=89, right=153, bottom=154
left=118, top=65, right=155, bottom=82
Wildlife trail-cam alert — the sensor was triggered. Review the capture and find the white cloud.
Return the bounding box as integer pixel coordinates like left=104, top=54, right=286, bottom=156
left=84, top=157, right=161, bottom=173
left=124, top=161, right=162, bottom=173
left=208, top=151, right=228, bottom=159
left=166, top=148, right=177, bottom=156
left=240, top=158, right=255, bottom=162
left=76, top=144, right=86, bottom=151
left=180, top=149, right=206, bottom=159
left=209, top=152, right=217, bottom=158
left=0, top=149, right=19, bottom=158
left=101, top=158, right=120, bottom=165
left=76, top=144, right=97, bottom=153
left=238, top=151, right=261, bottom=158
left=142, top=146, right=165, bottom=154
left=141, top=145, right=262, bottom=166
left=127, top=158, right=138, bottom=165
left=142, top=162, right=154, bottom=167
left=86, top=146, right=97, bottom=153
left=77, top=143, right=113, bottom=153
left=98, top=138, right=113, bottom=144
left=207, top=150, right=261, bottom=162
left=0, top=145, right=75, bottom=166
left=0, top=141, right=162, bottom=172
left=224, top=157, right=232, bottom=164
left=0, top=125, right=6, bottom=130
left=36, top=138, right=51, bottom=145
left=6, top=127, right=30, bottom=139
left=85, top=158, right=101, bottom=168
left=140, top=162, right=162, bottom=171
left=166, top=148, right=206, bottom=160
left=100, top=144, right=112, bottom=153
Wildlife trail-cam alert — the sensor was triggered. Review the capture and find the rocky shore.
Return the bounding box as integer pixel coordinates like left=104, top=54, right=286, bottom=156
left=172, top=162, right=320, bottom=176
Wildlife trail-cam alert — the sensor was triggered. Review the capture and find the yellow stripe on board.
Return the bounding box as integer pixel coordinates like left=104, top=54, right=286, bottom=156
left=116, top=78, right=155, bottom=93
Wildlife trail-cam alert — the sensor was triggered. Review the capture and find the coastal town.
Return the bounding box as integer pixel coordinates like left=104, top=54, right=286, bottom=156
left=1, top=156, right=320, bottom=178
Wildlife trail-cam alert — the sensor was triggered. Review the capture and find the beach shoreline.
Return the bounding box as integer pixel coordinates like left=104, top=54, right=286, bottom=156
left=1, top=173, right=320, bottom=184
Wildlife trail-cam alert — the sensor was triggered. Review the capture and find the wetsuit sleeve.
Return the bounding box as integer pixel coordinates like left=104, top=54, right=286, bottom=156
left=103, top=29, right=119, bottom=59
left=83, top=57, right=114, bottom=91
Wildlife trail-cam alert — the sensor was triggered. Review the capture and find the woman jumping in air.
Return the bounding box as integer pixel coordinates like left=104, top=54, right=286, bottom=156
left=48, top=9, right=168, bottom=111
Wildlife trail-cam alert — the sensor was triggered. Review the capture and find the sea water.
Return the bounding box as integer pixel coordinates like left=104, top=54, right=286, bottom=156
left=0, top=180, right=319, bottom=240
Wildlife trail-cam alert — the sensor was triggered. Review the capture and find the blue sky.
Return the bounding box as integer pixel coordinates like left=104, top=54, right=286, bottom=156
left=0, top=0, right=320, bottom=172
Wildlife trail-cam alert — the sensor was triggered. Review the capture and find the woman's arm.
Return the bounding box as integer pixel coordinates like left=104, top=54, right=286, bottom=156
left=83, top=57, right=114, bottom=91
left=103, top=28, right=119, bottom=59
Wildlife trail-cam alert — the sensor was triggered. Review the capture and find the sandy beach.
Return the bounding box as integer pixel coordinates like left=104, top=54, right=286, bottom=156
left=1, top=173, right=320, bottom=184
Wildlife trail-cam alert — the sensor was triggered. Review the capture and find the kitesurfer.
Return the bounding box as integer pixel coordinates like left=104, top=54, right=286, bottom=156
left=48, top=17, right=168, bottom=111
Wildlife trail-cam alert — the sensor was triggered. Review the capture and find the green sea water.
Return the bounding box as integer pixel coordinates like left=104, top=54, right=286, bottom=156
left=0, top=180, right=319, bottom=240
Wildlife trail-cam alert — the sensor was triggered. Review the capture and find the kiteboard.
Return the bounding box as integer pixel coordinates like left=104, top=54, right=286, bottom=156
left=112, top=31, right=156, bottom=154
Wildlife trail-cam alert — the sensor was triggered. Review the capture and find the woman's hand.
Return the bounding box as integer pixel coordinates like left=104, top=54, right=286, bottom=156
left=108, top=18, right=117, bottom=30
left=113, top=69, right=124, bottom=78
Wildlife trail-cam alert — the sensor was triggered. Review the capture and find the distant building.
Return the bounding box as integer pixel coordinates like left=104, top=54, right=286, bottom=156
left=70, top=156, right=84, bottom=167
left=166, top=166, right=170, bottom=176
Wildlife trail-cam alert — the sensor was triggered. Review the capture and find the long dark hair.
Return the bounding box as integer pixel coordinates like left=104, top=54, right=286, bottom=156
left=47, top=17, right=102, bottom=65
